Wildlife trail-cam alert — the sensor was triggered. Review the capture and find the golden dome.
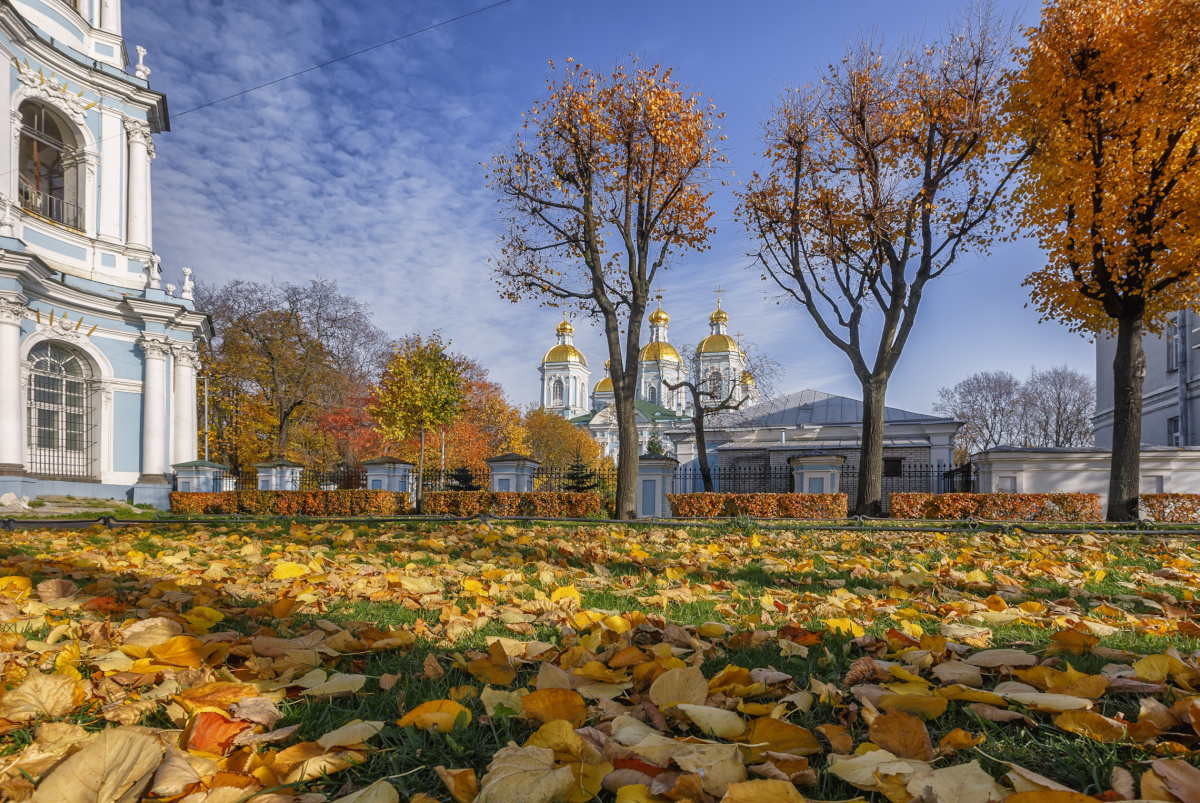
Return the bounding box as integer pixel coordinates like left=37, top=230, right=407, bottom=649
left=709, top=307, right=729, bottom=324
left=740, top=370, right=756, bottom=386
left=595, top=377, right=613, bottom=393
left=542, top=344, right=588, bottom=366
left=639, top=341, right=682, bottom=364
left=698, top=333, right=738, bottom=354
left=556, top=318, right=574, bottom=335
left=604, top=359, right=610, bottom=369
left=649, top=307, right=670, bottom=325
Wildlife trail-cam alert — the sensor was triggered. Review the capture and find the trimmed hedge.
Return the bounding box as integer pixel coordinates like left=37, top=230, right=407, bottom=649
left=421, top=491, right=607, bottom=518
left=169, top=490, right=408, bottom=516
left=666, top=493, right=848, bottom=519
left=1140, top=494, right=1200, bottom=523
left=890, top=492, right=1102, bottom=521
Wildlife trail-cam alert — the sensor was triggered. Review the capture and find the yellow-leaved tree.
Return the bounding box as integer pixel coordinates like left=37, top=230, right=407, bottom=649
left=487, top=57, right=724, bottom=519
left=1007, top=0, right=1200, bottom=520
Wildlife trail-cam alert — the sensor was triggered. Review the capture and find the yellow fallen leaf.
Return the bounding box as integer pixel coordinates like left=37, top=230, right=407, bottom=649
left=271, top=561, right=309, bottom=580
left=719, top=779, right=807, bottom=802
left=877, top=694, right=948, bottom=720
left=824, top=618, right=865, bottom=638
left=676, top=704, right=747, bottom=739
left=521, top=688, right=587, bottom=727
left=435, top=766, right=478, bottom=803
left=397, top=700, right=471, bottom=733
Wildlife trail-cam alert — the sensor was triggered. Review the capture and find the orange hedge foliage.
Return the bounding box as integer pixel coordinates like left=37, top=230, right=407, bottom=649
left=666, top=493, right=848, bottom=519
left=169, top=490, right=408, bottom=516
left=420, top=491, right=606, bottom=518
left=890, top=492, right=1102, bottom=521
left=1140, top=494, right=1200, bottom=522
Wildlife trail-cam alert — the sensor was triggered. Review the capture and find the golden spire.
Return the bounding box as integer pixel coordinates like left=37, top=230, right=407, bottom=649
left=649, top=284, right=670, bottom=325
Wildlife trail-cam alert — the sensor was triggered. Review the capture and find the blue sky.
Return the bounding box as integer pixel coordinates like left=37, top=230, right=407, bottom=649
left=126, top=0, right=1095, bottom=414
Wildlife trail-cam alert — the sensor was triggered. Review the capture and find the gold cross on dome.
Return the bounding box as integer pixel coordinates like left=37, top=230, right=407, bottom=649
left=655, top=284, right=665, bottom=306
left=714, top=285, right=724, bottom=307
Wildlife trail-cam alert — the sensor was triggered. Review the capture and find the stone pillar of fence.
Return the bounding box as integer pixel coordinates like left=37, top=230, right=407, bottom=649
left=362, top=456, right=415, bottom=494
left=788, top=453, right=846, bottom=495
left=252, top=459, right=303, bottom=491
left=485, top=453, right=541, bottom=493
left=172, top=460, right=231, bottom=493
left=637, top=454, right=679, bottom=519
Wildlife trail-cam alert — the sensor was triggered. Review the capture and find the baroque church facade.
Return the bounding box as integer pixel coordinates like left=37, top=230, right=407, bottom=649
left=0, top=0, right=206, bottom=507
left=538, top=297, right=757, bottom=458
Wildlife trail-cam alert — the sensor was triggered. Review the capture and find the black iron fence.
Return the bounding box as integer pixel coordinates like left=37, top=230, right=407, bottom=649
left=206, top=467, right=367, bottom=492
left=670, top=463, right=977, bottom=513
left=532, top=467, right=619, bottom=497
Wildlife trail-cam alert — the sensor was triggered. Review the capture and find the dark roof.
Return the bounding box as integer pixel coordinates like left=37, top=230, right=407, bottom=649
left=171, top=459, right=230, bottom=469
left=361, top=456, right=414, bottom=466
left=485, top=453, right=540, bottom=464
left=731, top=389, right=947, bottom=428
left=975, top=444, right=1200, bottom=455
left=253, top=459, right=303, bottom=468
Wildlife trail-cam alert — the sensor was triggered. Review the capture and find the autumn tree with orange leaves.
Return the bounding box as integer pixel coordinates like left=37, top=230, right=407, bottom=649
left=1006, top=0, right=1200, bottom=520
left=488, top=58, right=724, bottom=520
left=738, top=4, right=1029, bottom=515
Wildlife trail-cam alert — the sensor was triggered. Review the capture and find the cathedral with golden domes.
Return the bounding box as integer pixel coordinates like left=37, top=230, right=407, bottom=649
left=539, top=295, right=758, bottom=457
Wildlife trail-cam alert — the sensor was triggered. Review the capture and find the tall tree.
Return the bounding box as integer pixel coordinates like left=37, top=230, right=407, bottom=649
left=933, top=371, right=1025, bottom=460
left=663, top=343, right=781, bottom=491
left=524, top=406, right=602, bottom=473
left=738, top=4, right=1030, bottom=514
left=1006, top=0, right=1200, bottom=520
left=1021, top=366, right=1096, bottom=450
left=367, top=333, right=467, bottom=510
left=195, top=278, right=388, bottom=467
left=488, top=58, right=724, bottom=519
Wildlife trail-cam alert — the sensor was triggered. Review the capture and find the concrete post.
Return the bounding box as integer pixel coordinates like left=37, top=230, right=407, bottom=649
left=636, top=455, right=679, bottom=518
left=363, top=456, right=415, bottom=494
left=172, top=460, right=229, bottom=493
left=485, top=453, right=541, bottom=492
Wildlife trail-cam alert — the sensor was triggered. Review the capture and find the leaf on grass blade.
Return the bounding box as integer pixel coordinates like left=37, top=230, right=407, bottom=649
left=719, top=779, right=806, bottom=802
left=270, top=560, right=309, bottom=580
left=435, top=766, right=479, bottom=803
left=939, top=728, right=985, bottom=754
left=827, top=749, right=927, bottom=793
left=1110, top=766, right=1136, bottom=801
left=1046, top=630, right=1099, bottom=655
left=525, top=720, right=603, bottom=765
left=1005, top=693, right=1092, bottom=713
left=423, top=654, right=445, bottom=680
left=931, top=661, right=984, bottom=687
left=739, top=716, right=821, bottom=763
left=481, top=686, right=528, bottom=718
left=1150, top=759, right=1200, bottom=803
left=677, top=704, right=746, bottom=739
left=467, top=641, right=518, bottom=686
left=648, top=666, right=708, bottom=709
left=1053, top=710, right=1128, bottom=743
left=0, top=670, right=83, bottom=721
left=1005, top=763, right=1079, bottom=793
left=36, top=579, right=77, bottom=603
left=331, top=780, right=401, bottom=803
left=550, top=585, right=583, bottom=608
left=968, top=703, right=1035, bottom=727
left=869, top=711, right=934, bottom=761
left=476, top=744, right=576, bottom=803
left=318, top=719, right=384, bottom=750
left=301, top=672, right=366, bottom=699
left=876, top=694, right=947, bottom=720
left=521, top=688, right=587, bottom=726
left=905, top=760, right=1008, bottom=802
left=815, top=723, right=853, bottom=753
left=30, top=727, right=162, bottom=803
left=397, top=700, right=471, bottom=733
left=824, top=618, right=865, bottom=638
left=963, top=649, right=1038, bottom=667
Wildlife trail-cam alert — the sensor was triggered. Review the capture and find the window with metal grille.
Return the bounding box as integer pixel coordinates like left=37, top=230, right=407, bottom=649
left=883, top=458, right=903, bottom=477
left=26, top=341, right=95, bottom=478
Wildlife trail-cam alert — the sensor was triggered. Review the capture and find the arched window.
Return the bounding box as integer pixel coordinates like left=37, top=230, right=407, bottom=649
left=708, top=369, right=724, bottom=397
left=648, top=385, right=657, bottom=405
left=552, top=379, right=564, bottom=406
left=27, top=341, right=95, bottom=478
left=18, top=102, right=82, bottom=230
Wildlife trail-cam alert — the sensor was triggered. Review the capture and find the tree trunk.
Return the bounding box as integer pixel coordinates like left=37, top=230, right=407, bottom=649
left=693, top=407, right=714, bottom=493
left=417, top=428, right=426, bottom=513
left=614, top=387, right=639, bottom=519
left=855, top=375, right=888, bottom=516
left=1108, top=312, right=1146, bottom=521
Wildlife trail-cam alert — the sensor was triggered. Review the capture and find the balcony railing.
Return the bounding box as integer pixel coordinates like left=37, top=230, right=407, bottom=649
left=18, top=180, right=83, bottom=231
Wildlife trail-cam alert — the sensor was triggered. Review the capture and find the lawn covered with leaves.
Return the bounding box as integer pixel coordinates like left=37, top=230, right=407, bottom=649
left=0, top=519, right=1197, bottom=803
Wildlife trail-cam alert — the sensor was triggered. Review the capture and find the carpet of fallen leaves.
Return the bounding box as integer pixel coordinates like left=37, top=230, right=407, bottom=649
left=0, top=520, right=1197, bottom=803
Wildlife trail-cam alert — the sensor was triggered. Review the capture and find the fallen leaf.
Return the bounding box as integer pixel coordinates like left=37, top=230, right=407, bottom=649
left=30, top=727, right=163, bottom=803
left=677, top=704, right=747, bottom=739
left=521, top=688, right=587, bottom=727
left=475, top=743, right=576, bottom=803
left=648, top=666, right=708, bottom=709
left=719, top=778, right=806, bottom=802
left=318, top=719, right=384, bottom=750
left=398, top=700, right=471, bottom=732
left=869, top=711, right=935, bottom=761
left=435, top=766, right=479, bottom=803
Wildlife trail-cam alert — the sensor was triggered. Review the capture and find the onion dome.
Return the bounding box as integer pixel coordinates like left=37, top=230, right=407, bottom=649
left=639, top=341, right=682, bottom=363
left=556, top=318, right=574, bottom=335
left=649, top=306, right=670, bottom=325
left=709, top=307, right=729, bottom=324
left=542, top=344, right=587, bottom=366
left=595, top=377, right=613, bottom=392
left=697, top=333, right=738, bottom=354
left=740, top=370, right=756, bottom=386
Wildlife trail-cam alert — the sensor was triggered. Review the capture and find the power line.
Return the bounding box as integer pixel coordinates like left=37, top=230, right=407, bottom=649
left=175, top=0, right=516, bottom=117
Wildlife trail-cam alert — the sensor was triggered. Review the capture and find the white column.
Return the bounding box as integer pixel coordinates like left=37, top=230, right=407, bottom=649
left=137, top=334, right=169, bottom=483
left=0, top=296, right=26, bottom=474
left=125, top=119, right=151, bottom=249
left=171, top=344, right=197, bottom=465
left=145, top=140, right=154, bottom=250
